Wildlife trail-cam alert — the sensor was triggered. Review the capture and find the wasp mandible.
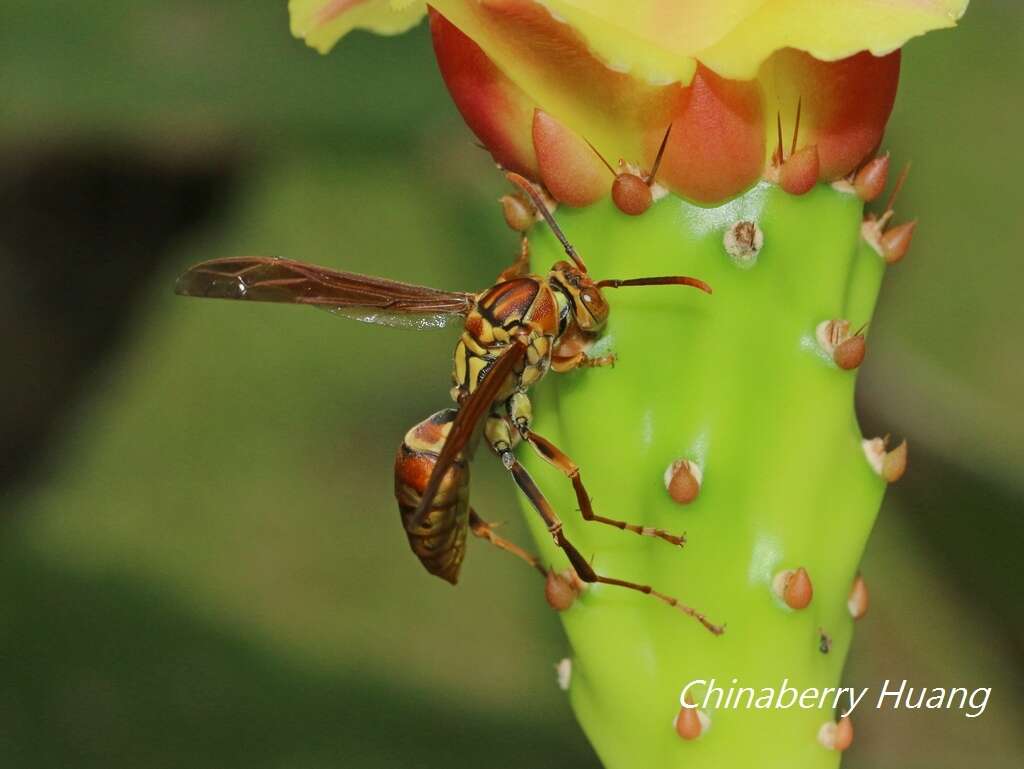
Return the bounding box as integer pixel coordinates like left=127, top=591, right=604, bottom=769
left=176, top=173, right=721, bottom=634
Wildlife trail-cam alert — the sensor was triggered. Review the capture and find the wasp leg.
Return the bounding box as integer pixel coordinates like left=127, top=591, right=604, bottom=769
left=501, top=395, right=683, bottom=547
left=469, top=509, right=546, bottom=577
left=497, top=236, right=532, bottom=282
left=494, top=444, right=721, bottom=634
left=550, top=351, right=616, bottom=373
left=519, top=428, right=686, bottom=548
left=550, top=326, right=616, bottom=373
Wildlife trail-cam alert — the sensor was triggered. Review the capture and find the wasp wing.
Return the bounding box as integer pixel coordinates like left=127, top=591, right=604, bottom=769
left=175, top=256, right=475, bottom=330
left=410, top=338, right=528, bottom=529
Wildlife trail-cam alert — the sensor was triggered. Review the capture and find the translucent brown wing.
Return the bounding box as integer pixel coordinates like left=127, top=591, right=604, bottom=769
left=175, top=256, right=476, bottom=330
left=410, top=339, right=528, bottom=529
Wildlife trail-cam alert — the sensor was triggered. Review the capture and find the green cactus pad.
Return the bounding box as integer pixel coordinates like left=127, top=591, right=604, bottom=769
left=520, top=181, right=887, bottom=768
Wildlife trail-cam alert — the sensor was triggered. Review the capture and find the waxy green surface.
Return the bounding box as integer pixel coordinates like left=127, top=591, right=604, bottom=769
left=521, top=183, right=887, bottom=768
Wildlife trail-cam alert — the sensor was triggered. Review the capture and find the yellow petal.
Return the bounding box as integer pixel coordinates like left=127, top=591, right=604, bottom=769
left=536, top=0, right=968, bottom=83
left=289, top=0, right=427, bottom=53
left=698, top=0, right=970, bottom=80
left=537, top=0, right=761, bottom=83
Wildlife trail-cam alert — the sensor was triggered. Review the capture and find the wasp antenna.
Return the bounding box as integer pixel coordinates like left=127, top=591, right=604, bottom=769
left=584, top=138, right=618, bottom=177
left=648, top=123, right=673, bottom=185
left=505, top=172, right=588, bottom=273
left=790, top=96, right=803, bottom=157
left=596, top=275, right=712, bottom=294
left=883, top=161, right=912, bottom=217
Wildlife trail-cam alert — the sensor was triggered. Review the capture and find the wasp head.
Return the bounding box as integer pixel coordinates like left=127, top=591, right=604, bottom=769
left=549, top=261, right=609, bottom=333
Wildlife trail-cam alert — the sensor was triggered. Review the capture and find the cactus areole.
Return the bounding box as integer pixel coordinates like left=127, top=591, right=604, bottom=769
left=289, top=1, right=969, bottom=766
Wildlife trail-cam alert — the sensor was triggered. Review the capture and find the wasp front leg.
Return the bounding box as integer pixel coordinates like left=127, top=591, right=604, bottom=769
left=551, top=326, right=616, bottom=373
left=485, top=412, right=719, bottom=634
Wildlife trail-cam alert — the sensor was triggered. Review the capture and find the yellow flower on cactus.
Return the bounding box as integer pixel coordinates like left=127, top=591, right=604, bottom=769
left=290, top=0, right=967, bottom=204
left=285, top=3, right=971, bottom=769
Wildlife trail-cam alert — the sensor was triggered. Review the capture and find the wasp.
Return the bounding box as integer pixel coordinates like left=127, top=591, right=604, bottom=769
left=176, top=173, right=722, bottom=634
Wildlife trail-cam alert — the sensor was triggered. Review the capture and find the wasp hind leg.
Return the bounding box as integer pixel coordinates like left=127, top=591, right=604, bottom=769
left=469, top=509, right=546, bottom=577
left=486, top=413, right=720, bottom=634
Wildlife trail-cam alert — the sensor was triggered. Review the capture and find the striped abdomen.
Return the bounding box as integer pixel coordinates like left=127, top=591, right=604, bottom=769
left=394, top=409, right=470, bottom=584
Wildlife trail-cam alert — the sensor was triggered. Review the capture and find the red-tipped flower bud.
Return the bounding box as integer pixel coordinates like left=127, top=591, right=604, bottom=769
left=880, top=220, right=917, bottom=264
left=780, top=144, right=820, bottom=195
left=612, top=173, right=654, bottom=216
left=854, top=154, right=890, bottom=201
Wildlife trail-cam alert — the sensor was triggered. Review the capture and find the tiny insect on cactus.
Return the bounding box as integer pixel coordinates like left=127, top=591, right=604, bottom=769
left=289, top=0, right=970, bottom=766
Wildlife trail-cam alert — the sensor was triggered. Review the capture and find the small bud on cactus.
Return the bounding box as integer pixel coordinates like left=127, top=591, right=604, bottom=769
left=863, top=436, right=908, bottom=482
left=883, top=439, right=909, bottom=482
left=774, top=567, right=814, bottom=610
left=817, top=318, right=866, bottom=368
left=818, top=716, right=855, bottom=751
left=674, top=696, right=710, bottom=741
left=611, top=173, right=653, bottom=216
left=834, top=333, right=867, bottom=370
left=880, top=220, right=917, bottom=264
left=780, top=145, right=821, bottom=195
left=664, top=459, right=702, bottom=504
left=500, top=194, right=534, bottom=232
left=545, top=568, right=583, bottom=611
left=848, top=574, right=870, bottom=620
left=854, top=154, right=890, bottom=201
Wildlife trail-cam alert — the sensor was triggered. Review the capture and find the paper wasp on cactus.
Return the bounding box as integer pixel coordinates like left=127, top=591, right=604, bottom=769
left=175, top=173, right=722, bottom=634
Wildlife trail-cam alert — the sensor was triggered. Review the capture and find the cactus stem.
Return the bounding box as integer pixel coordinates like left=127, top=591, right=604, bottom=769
left=664, top=459, right=703, bottom=504
left=848, top=574, right=870, bottom=620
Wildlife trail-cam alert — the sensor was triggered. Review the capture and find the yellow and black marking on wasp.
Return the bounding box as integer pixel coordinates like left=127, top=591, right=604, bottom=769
left=175, top=172, right=722, bottom=634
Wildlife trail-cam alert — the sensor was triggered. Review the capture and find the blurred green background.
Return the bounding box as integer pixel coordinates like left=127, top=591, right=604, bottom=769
left=0, top=2, right=1021, bottom=767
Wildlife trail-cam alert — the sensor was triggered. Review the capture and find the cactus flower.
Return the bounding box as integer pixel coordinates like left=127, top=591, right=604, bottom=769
left=289, top=1, right=969, bottom=767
